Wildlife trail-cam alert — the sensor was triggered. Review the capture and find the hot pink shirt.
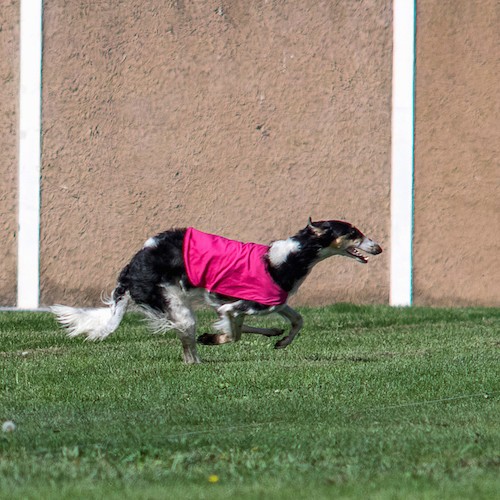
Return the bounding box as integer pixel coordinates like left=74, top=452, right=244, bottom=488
left=183, top=227, right=288, bottom=306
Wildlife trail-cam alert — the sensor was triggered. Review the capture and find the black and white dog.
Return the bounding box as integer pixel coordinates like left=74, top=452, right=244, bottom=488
left=52, top=219, right=382, bottom=363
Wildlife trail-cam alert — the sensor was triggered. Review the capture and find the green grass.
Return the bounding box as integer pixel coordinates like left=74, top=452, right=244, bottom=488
left=0, top=305, right=499, bottom=499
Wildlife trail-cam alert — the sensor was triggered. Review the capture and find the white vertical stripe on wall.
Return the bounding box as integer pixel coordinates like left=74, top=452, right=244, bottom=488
left=17, top=0, right=43, bottom=309
left=390, top=0, right=415, bottom=306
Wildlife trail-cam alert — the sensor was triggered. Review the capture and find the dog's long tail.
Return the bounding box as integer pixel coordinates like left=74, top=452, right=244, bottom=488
left=51, top=270, right=130, bottom=341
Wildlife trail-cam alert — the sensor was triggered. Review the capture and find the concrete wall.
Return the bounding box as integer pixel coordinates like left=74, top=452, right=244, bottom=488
left=413, top=0, right=499, bottom=306
left=39, top=0, right=392, bottom=307
left=0, top=0, right=19, bottom=306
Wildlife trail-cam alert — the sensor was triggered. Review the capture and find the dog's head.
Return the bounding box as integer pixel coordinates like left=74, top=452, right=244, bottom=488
left=306, top=218, right=382, bottom=264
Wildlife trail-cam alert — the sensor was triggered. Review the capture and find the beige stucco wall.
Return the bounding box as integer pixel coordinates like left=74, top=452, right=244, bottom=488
left=413, top=0, right=499, bottom=306
left=2, top=1, right=498, bottom=309
left=39, top=0, right=392, bottom=307
left=0, top=0, right=19, bottom=306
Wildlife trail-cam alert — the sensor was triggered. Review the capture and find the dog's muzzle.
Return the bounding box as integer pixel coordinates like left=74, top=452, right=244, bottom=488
left=347, top=238, right=383, bottom=263
left=360, top=238, right=383, bottom=255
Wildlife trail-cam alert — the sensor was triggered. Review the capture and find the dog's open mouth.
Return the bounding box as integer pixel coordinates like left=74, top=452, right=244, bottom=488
left=346, top=247, right=369, bottom=264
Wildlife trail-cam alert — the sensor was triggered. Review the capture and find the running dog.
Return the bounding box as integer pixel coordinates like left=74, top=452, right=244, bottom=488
left=52, top=219, right=382, bottom=363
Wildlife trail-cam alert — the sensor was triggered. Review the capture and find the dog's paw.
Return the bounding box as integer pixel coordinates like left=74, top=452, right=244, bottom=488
left=197, top=333, right=216, bottom=345
left=197, top=333, right=229, bottom=345
left=274, top=337, right=291, bottom=349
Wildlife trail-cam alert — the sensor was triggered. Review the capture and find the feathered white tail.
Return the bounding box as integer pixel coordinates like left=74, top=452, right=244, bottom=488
left=51, top=294, right=129, bottom=341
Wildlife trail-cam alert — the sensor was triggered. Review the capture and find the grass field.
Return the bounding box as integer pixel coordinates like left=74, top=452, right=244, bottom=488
left=0, top=305, right=499, bottom=499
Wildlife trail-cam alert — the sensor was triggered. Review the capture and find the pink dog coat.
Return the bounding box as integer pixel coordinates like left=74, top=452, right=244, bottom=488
left=183, top=227, right=288, bottom=306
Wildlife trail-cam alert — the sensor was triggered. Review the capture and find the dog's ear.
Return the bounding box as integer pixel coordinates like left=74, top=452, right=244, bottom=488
left=307, top=217, right=326, bottom=236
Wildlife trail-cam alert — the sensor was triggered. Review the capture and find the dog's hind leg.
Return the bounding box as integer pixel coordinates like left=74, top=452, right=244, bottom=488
left=142, top=285, right=200, bottom=364
left=163, top=286, right=200, bottom=364
left=274, top=305, right=304, bottom=349
left=174, top=311, right=199, bottom=364
left=197, top=302, right=244, bottom=345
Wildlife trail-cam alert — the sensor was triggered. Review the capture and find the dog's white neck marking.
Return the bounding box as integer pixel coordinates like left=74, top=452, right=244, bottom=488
left=268, top=238, right=301, bottom=267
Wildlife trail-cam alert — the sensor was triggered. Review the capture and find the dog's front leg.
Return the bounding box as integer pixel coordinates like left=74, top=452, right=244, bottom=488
left=241, top=325, right=284, bottom=337
left=274, top=305, right=303, bottom=349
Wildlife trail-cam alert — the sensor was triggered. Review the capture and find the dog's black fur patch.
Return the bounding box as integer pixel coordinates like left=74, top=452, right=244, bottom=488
left=114, top=229, right=189, bottom=312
